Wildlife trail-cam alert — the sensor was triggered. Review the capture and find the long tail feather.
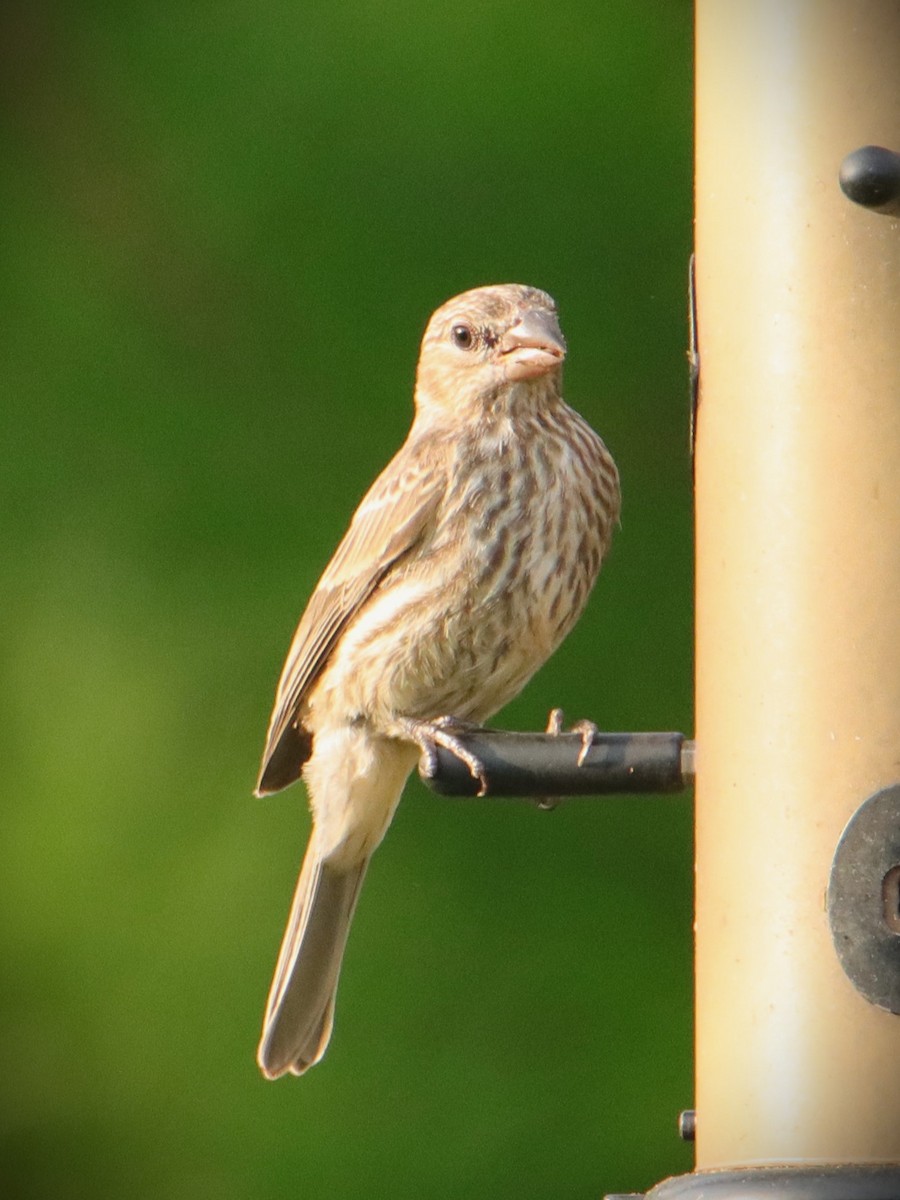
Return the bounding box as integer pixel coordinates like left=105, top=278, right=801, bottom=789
left=257, top=843, right=368, bottom=1079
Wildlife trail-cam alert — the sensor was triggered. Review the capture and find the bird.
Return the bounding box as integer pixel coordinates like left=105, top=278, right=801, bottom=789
left=254, top=283, right=620, bottom=1078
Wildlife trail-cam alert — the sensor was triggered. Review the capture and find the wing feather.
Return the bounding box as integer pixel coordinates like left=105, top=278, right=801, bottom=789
left=256, top=445, right=444, bottom=795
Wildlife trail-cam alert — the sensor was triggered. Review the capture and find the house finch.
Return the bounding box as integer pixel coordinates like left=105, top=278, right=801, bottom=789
left=255, top=283, right=620, bottom=1078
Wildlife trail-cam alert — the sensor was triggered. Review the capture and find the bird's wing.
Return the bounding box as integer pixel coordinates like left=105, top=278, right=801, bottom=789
left=256, top=446, right=444, bottom=795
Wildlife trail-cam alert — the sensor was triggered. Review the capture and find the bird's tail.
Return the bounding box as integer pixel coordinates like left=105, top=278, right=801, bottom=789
left=257, top=840, right=368, bottom=1079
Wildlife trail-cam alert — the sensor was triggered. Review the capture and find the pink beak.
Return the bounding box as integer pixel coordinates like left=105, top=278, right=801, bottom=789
left=499, top=309, right=567, bottom=381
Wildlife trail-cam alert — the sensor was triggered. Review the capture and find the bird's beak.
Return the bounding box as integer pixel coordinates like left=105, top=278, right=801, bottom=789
left=499, top=310, right=567, bottom=382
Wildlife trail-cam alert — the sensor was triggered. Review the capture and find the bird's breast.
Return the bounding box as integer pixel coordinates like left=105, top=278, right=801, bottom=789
left=308, top=409, right=618, bottom=732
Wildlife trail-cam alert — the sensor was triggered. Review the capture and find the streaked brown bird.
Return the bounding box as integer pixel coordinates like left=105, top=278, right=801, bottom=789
left=255, top=283, right=620, bottom=1078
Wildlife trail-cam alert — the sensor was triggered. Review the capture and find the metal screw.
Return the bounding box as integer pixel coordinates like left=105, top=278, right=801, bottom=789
left=839, top=145, right=900, bottom=216
left=678, top=1109, right=697, bottom=1141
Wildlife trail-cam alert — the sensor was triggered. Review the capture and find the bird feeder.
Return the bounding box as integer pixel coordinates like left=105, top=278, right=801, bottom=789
left=423, top=2, right=900, bottom=1195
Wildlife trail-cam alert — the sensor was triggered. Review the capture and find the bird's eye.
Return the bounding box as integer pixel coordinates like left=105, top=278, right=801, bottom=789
left=451, top=324, right=476, bottom=350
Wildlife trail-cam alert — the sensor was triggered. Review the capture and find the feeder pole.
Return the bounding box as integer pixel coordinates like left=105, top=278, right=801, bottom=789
left=693, top=0, right=900, bottom=1180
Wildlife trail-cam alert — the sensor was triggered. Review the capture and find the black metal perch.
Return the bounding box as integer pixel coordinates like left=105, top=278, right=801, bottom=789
left=418, top=728, right=694, bottom=799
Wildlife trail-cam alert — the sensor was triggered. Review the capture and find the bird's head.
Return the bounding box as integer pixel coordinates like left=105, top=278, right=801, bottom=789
left=413, top=284, right=566, bottom=421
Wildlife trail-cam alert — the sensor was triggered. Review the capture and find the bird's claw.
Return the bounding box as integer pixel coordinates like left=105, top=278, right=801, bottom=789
left=402, top=716, right=490, bottom=796
left=571, top=718, right=599, bottom=767
left=537, top=708, right=566, bottom=810
left=537, top=707, right=599, bottom=810
left=545, top=708, right=599, bottom=766
left=545, top=707, right=564, bottom=737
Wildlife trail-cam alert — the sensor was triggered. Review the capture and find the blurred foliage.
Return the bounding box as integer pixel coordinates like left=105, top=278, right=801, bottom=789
left=0, top=1, right=694, bottom=1197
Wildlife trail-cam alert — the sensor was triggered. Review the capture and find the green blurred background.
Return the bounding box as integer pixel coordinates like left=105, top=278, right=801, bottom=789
left=1, top=2, right=694, bottom=1196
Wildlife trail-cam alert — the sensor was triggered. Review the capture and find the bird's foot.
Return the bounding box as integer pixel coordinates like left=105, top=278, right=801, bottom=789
left=546, top=707, right=599, bottom=766
left=537, top=707, right=599, bottom=811
left=400, top=716, right=489, bottom=796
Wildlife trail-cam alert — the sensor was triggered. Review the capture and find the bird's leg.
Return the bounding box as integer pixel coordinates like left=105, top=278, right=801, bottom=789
left=399, top=716, right=489, bottom=797
left=546, top=707, right=599, bottom=766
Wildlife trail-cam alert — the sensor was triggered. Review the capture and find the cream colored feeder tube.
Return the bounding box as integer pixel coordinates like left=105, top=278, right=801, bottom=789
left=694, top=0, right=900, bottom=1170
